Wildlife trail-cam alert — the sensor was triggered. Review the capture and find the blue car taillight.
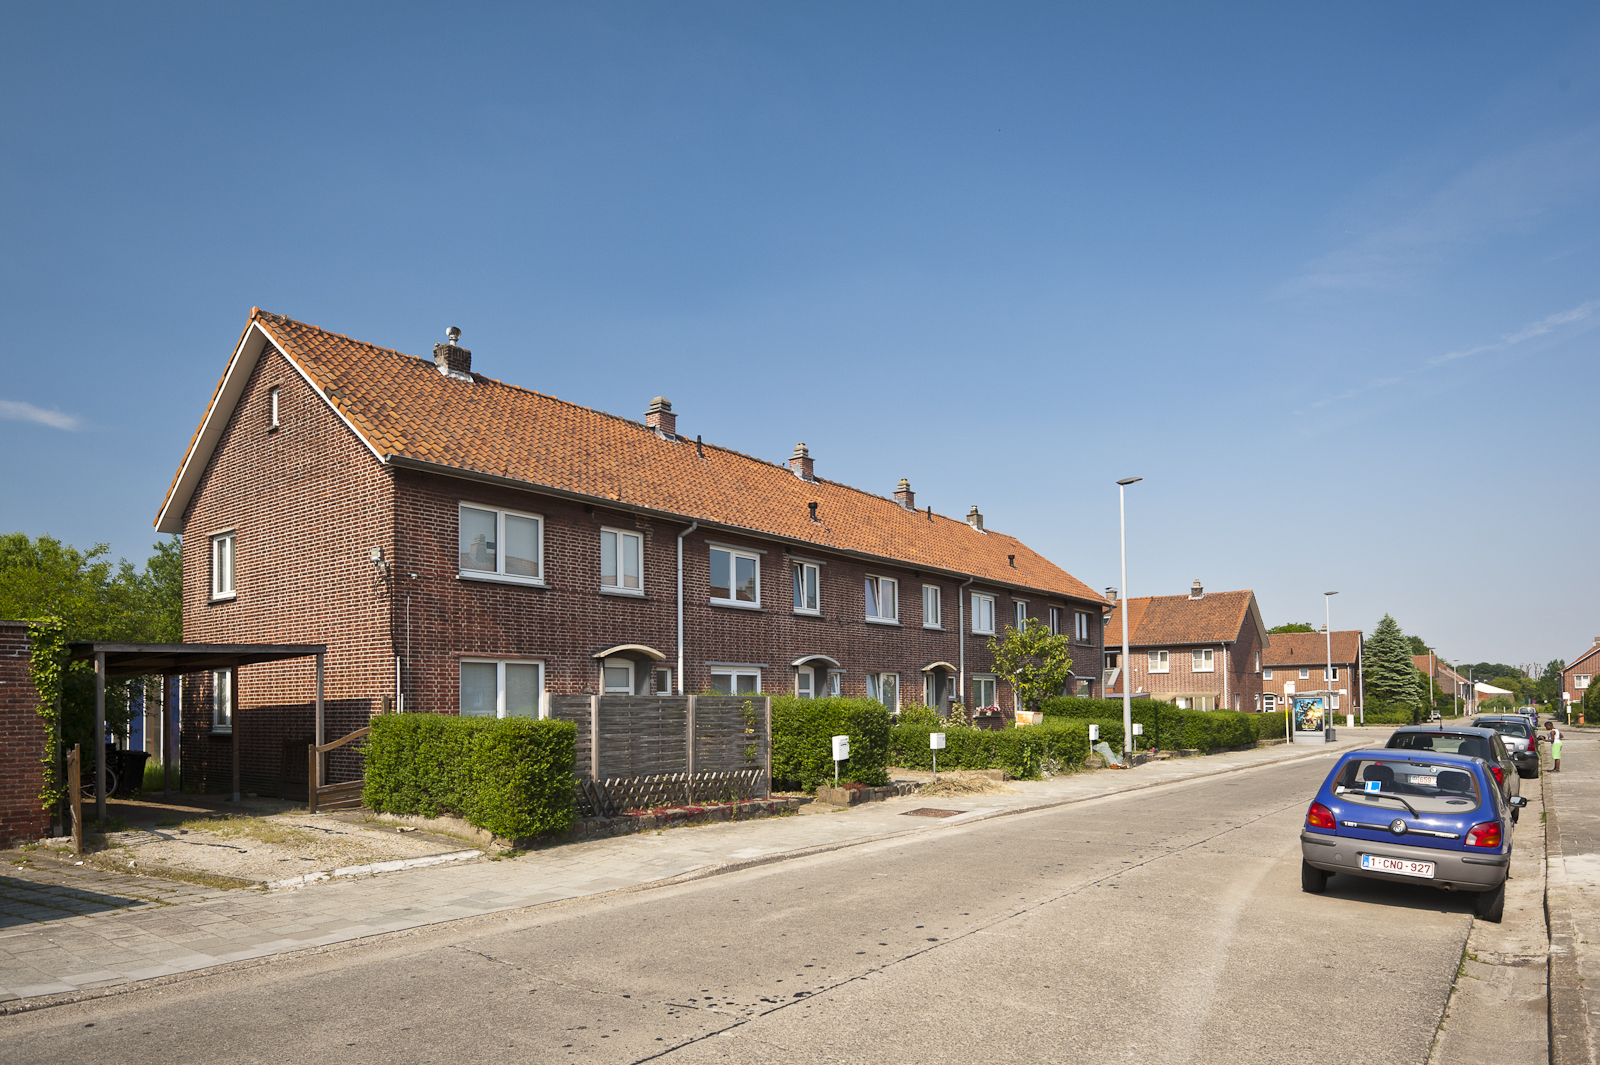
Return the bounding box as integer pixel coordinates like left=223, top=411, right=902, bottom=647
left=1465, top=820, right=1503, bottom=848
left=1306, top=802, right=1335, bottom=830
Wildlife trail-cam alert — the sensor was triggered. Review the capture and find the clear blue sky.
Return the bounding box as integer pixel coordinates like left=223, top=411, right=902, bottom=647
left=3, top=3, right=1596, bottom=669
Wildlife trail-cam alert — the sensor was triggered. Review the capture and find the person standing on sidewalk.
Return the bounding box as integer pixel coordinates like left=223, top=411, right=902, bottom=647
left=1546, top=720, right=1564, bottom=772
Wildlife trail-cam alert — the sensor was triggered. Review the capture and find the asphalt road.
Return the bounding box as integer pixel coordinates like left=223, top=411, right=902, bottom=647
left=1, top=752, right=1481, bottom=1064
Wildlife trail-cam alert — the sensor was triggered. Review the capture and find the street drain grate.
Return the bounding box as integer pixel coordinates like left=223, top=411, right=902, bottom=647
left=903, top=808, right=963, bottom=818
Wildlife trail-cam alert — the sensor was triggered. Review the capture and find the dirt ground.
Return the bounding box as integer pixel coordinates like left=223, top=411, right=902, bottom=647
left=31, top=794, right=482, bottom=887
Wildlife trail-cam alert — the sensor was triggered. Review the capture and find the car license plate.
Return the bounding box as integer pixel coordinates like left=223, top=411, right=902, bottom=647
left=1409, top=775, right=1437, bottom=786
left=1362, top=854, right=1435, bottom=879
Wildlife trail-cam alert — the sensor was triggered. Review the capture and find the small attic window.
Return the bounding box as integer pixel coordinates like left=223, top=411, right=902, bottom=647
left=268, top=386, right=280, bottom=431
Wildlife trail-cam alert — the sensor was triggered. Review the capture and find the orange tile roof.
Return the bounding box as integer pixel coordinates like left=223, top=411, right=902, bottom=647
left=1264, top=630, right=1362, bottom=666
left=1104, top=589, right=1264, bottom=647
left=160, top=310, right=1107, bottom=603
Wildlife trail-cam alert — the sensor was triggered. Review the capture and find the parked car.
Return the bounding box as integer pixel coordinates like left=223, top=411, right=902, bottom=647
left=1301, top=748, right=1526, bottom=921
left=1472, top=715, right=1540, bottom=779
left=1383, top=725, right=1520, bottom=818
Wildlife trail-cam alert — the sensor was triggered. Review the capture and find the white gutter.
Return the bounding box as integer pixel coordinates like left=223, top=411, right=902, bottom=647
left=676, top=521, right=699, bottom=694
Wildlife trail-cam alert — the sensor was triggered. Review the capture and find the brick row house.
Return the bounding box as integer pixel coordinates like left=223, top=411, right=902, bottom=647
left=1561, top=638, right=1600, bottom=718
left=1102, top=582, right=1268, bottom=712
left=1263, top=630, right=1364, bottom=715
left=1413, top=655, right=1469, bottom=706
left=157, top=310, right=1112, bottom=793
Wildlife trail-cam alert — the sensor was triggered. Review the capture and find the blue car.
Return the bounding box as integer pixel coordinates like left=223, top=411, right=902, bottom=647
left=1301, top=747, right=1527, bottom=922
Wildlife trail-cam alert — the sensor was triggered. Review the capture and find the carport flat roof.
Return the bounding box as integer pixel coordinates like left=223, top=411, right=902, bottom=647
left=67, top=641, right=326, bottom=678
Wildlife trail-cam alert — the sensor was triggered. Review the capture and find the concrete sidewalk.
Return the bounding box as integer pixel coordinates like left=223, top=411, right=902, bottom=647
left=0, top=729, right=1377, bottom=1009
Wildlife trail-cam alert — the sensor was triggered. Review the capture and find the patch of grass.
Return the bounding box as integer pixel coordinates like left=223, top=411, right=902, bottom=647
left=140, top=760, right=175, bottom=792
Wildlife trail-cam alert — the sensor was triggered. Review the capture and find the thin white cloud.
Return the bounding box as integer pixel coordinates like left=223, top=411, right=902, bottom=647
left=0, top=399, right=83, bottom=431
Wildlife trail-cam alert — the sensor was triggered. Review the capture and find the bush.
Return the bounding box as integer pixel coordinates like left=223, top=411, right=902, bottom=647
left=1041, top=696, right=1265, bottom=751
left=771, top=697, right=891, bottom=789
left=890, top=719, right=1092, bottom=779
left=364, top=714, right=576, bottom=839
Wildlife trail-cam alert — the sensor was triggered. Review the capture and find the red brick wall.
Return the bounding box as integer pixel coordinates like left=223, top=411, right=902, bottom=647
left=1564, top=644, right=1600, bottom=710
left=1115, top=624, right=1265, bottom=710
left=0, top=621, right=50, bottom=846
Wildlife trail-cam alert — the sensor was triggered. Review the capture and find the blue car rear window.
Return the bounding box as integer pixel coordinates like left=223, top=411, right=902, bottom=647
left=1334, top=758, right=1482, bottom=810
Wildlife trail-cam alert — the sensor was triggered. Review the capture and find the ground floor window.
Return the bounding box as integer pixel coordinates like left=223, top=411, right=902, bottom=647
left=711, top=668, right=761, bottom=695
left=212, top=668, right=233, bottom=732
left=1174, top=695, right=1216, bottom=711
left=460, top=659, right=543, bottom=718
left=972, top=675, right=997, bottom=710
left=865, top=672, right=899, bottom=710
left=653, top=667, right=673, bottom=695
left=825, top=671, right=841, bottom=697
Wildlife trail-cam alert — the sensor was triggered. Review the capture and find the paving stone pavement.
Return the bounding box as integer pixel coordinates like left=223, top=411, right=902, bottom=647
left=0, top=731, right=1381, bottom=1006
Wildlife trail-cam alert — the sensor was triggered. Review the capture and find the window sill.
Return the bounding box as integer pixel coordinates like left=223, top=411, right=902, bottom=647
left=458, top=571, right=547, bottom=589
left=922, top=624, right=944, bottom=631
left=598, top=587, right=647, bottom=599
left=209, top=593, right=236, bottom=604
left=794, top=609, right=823, bottom=618
left=209, top=728, right=232, bottom=737
left=971, top=630, right=995, bottom=637
left=709, top=599, right=762, bottom=611
left=865, top=616, right=901, bottom=626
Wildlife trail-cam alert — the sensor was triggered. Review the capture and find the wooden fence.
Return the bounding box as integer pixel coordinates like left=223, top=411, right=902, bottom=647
left=308, top=726, right=369, bottom=813
left=549, top=695, right=772, bottom=816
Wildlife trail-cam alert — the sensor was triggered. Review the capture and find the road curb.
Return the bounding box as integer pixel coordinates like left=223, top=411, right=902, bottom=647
left=1543, top=770, right=1591, bottom=1065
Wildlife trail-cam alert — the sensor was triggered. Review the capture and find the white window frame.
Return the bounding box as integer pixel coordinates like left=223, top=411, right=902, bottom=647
left=1192, top=648, right=1215, bottom=673
left=210, top=531, right=236, bottom=601
left=972, top=675, right=998, bottom=710
left=709, top=547, right=762, bottom=608
left=1075, top=610, right=1091, bottom=641
left=652, top=667, right=673, bottom=695
left=1263, top=668, right=1274, bottom=680
left=1263, top=692, right=1278, bottom=711
left=1048, top=606, right=1062, bottom=635
left=1013, top=600, right=1028, bottom=631
left=923, top=585, right=942, bottom=629
left=710, top=667, right=762, bottom=694
left=825, top=671, right=841, bottom=697
left=972, top=593, right=996, bottom=635
left=212, top=668, right=232, bottom=732
left=1323, top=666, right=1339, bottom=681
left=599, top=526, right=644, bottom=596
left=601, top=656, right=635, bottom=694
left=1148, top=650, right=1170, bottom=673
left=792, top=561, right=820, bottom=615
left=865, top=576, right=899, bottom=624
left=458, top=503, right=545, bottom=586
left=459, top=658, right=545, bottom=718
left=866, top=672, right=900, bottom=710
left=1576, top=674, right=1591, bottom=690
left=268, top=385, right=280, bottom=430
left=1299, top=667, right=1310, bottom=680
left=1254, top=651, right=1261, bottom=673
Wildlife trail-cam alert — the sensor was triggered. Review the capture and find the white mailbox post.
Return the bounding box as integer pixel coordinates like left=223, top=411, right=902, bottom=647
left=930, top=732, right=946, bottom=779
left=1131, top=721, right=1144, bottom=753
left=832, top=734, right=850, bottom=786
left=1089, top=724, right=1099, bottom=742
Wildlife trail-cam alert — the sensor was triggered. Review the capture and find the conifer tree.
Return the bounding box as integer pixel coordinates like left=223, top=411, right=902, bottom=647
left=1363, top=613, right=1421, bottom=715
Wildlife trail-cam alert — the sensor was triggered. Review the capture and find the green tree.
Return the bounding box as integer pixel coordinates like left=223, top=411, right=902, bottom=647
left=1405, top=635, right=1432, bottom=656
left=1363, top=614, right=1422, bottom=721
left=1536, top=660, right=1567, bottom=709
left=1584, top=678, right=1600, bottom=719
left=1269, top=622, right=1315, bottom=634
left=988, top=618, right=1074, bottom=714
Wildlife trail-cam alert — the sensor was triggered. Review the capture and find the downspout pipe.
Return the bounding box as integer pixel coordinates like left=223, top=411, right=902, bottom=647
left=676, top=522, right=699, bottom=695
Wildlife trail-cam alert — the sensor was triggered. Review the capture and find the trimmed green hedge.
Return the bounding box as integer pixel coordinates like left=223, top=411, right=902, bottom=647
left=364, top=714, right=576, bottom=839
left=1041, top=696, right=1269, bottom=751
left=771, top=697, right=890, bottom=789
left=890, top=720, right=1092, bottom=780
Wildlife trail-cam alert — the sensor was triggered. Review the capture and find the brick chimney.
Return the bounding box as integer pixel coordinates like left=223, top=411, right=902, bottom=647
left=1190, top=579, right=1204, bottom=600
left=967, top=506, right=983, bottom=532
left=433, top=326, right=472, bottom=379
left=789, top=443, right=814, bottom=481
left=645, top=396, right=676, bottom=437
left=895, top=478, right=915, bottom=509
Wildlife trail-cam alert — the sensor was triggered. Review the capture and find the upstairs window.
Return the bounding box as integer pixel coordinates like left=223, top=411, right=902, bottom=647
left=268, top=386, right=280, bottom=430
left=1013, top=601, right=1028, bottom=631
left=792, top=562, right=820, bottom=615
left=923, top=585, right=942, bottom=629
left=1263, top=669, right=1274, bottom=680
left=459, top=504, right=543, bottom=584
left=972, top=593, right=996, bottom=635
left=1049, top=607, right=1062, bottom=635
left=1148, top=650, right=1170, bottom=673
left=710, top=547, right=760, bottom=606
left=1323, top=666, right=1339, bottom=681
left=1576, top=674, right=1591, bottom=689
left=600, top=528, right=643, bottom=594
left=1299, top=668, right=1310, bottom=680
left=1192, top=648, right=1215, bottom=673
left=1075, top=611, right=1092, bottom=641
left=865, top=576, right=898, bottom=622
left=210, top=531, right=236, bottom=600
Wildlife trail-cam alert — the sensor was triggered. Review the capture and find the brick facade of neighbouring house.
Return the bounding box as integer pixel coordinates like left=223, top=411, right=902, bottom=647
left=0, top=620, right=51, bottom=846
left=1104, top=584, right=1269, bottom=712
left=157, top=311, right=1109, bottom=795
left=1562, top=639, right=1600, bottom=717
left=1260, top=630, right=1364, bottom=714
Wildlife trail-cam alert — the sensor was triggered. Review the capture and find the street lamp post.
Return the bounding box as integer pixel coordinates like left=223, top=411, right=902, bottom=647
left=1324, top=592, right=1338, bottom=739
left=1117, top=477, right=1142, bottom=757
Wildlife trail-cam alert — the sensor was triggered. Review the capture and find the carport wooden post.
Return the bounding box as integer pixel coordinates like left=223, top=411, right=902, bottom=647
left=315, top=652, right=325, bottom=783
left=231, top=666, right=241, bottom=802
left=94, top=651, right=106, bottom=823
left=160, top=673, right=171, bottom=797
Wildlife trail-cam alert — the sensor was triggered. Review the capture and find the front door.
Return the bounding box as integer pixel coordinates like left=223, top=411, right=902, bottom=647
left=602, top=657, right=635, bottom=694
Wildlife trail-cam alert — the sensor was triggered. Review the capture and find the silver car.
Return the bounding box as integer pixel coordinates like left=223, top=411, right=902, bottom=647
left=1472, top=715, right=1539, bottom=779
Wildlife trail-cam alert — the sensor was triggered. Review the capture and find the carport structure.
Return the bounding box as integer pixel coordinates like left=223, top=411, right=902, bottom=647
left=68, top=641, right=326, bottom=821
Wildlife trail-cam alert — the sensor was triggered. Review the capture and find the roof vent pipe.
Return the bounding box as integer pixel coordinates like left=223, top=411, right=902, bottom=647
left=790, top=443, right=814, bottom=481
left=433, top=327, right=472, bottom=379
left=966, top=506, right=984, bottom=532
left=808, top=501, right=819, bottom=523
left=895, top=478, right=915, bottom=510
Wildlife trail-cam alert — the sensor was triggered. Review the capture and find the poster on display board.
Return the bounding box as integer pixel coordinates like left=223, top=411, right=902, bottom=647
left=1293, top=697, right=1326, bottom=732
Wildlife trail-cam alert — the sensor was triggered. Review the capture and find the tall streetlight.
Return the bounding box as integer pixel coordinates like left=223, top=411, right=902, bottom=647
left=1117, top=477, right=1142, bottom=756
left=1324, top=591, right=1338, bottom=739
